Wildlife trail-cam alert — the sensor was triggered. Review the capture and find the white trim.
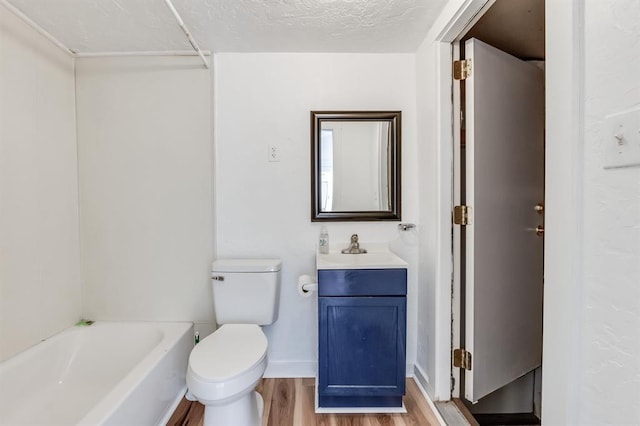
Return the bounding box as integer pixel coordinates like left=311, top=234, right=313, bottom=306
left=451, top=0, right=496, bottom=43
left=157, top=386, right=187, bottom=425
left=433, top=39, right=454, bottom=402
left=433, top=42, right=453, bottom=401
left=451, top=40, right=462, bottom=400
left=264, top=361, right=418, bottom=381
left=432, top=0, right=493, bottom=42
left=406, top=362, right=415, bottom=377
left=421, top=0, right=494, bottom=403
left=412, top=365, right=448, bottom=426
left=163, top=0, right=209, bottom=69
left=74, top=50, right=212, bottom=58
left=413, top=363, right=435, bottom=400
left=263, top=361, right=316, bottom=378
left=0, top=0, right=73, bottom=56
left=1, top=0, right=213, bottom=61
left=541, top=1, right=584, bottom=424
left=315, top=380, right=407, bottom=414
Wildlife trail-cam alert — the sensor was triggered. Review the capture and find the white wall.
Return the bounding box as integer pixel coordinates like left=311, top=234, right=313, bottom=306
left=0, top=6, right=81, bottom=361
left=577, top=0, right=640, bottom=422
left=415, top=0, right=640, bottom=422
left=75, top=56, right=215, bottom=332
left=214, top=53, right=418, bottom=376
left=543, top=0, right=640, bottom=423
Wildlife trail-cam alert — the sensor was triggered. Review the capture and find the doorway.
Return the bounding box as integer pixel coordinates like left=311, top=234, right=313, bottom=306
left=450, top=1, right=545, bottom=424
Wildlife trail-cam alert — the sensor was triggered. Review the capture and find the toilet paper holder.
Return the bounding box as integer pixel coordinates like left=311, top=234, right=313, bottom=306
left=297, top=274, right=318, bottom=297
left=301, top=282, right=318, bottom=293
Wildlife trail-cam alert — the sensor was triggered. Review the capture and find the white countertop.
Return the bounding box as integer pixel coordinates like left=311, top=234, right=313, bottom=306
left=316, top=245, right=408, bottom=270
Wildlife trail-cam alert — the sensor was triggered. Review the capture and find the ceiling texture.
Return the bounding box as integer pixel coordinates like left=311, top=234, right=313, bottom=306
left=5, top=0, right=449, bottom=53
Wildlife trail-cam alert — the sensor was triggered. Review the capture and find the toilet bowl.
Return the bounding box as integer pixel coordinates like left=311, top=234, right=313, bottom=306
left=186, top=258, right=281, bottom=426
left=187, top=324, right=268, bottom=426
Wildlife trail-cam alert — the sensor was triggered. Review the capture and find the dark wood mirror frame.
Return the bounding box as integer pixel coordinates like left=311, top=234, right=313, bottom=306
left=311, top=111, right=401, bottom=222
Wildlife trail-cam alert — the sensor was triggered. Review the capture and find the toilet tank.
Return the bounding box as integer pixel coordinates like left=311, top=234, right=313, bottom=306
left=211, top=259, right=282, bottom=325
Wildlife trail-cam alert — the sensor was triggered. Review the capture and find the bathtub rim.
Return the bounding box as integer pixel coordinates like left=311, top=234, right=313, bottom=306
left=78, top=320, right=193, bottom=425
left=0, top=320, right=194, bottom=425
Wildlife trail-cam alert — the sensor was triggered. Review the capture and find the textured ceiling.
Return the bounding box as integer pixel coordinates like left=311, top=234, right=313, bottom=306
left=6, top=0, right=448, bottom=53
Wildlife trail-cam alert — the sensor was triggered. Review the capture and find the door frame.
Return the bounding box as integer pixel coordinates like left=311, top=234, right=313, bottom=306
left=427, top=0, right=585, bottom=422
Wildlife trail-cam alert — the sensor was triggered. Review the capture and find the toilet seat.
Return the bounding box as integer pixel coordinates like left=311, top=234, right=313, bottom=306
left=187, top=324, right=268, bottom=402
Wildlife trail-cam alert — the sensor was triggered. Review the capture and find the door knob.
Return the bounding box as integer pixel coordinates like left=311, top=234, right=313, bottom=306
left=536, top=225, right=544, bottom=236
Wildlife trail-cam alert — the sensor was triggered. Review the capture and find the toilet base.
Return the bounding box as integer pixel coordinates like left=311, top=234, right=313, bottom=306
left=203, top=390, right=264, bottom=426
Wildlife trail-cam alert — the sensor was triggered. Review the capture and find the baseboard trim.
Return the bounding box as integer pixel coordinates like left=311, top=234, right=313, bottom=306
left=157, top=385, right=186, bottom=425
left=413, top=364, right=437, bottom=398
left=413, top=365, right=447, bottom=426
left=264, top=362, right=417, bottom=379
left=264, top=361, right=317, bottom=378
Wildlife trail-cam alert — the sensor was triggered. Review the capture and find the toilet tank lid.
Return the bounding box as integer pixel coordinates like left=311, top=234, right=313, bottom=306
left=212, top=258, right=281, bottom=273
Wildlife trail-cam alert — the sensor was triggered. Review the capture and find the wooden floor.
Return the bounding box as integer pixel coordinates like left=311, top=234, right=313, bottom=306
left=167, top=378, right=441, bottom=426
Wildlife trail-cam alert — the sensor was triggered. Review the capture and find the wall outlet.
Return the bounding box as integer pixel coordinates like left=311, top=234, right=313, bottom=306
left=268, top=144, right=280, bottom=162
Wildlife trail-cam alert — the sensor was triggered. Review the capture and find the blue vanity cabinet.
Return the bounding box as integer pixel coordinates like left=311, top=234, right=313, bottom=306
left=318, top=268, right=407, bottom=408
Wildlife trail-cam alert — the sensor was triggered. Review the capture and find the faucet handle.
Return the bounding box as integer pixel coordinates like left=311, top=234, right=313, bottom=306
left=341, top=233, right=366, bottom=254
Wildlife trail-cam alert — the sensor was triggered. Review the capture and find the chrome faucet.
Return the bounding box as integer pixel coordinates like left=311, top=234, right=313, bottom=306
left=341, top=234, right=368, bottom=254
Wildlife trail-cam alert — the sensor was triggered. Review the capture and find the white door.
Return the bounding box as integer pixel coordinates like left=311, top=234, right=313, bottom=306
left=463, top=38, right=545, bottom=403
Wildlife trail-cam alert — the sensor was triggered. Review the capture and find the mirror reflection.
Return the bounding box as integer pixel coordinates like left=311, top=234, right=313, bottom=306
left=311, top=111, right=401, bottom=221
left=319, top=121, right=391, bottom=212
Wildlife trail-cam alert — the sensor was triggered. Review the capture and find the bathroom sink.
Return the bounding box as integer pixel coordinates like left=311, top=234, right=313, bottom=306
left=316, top=250, right=407, bottom=270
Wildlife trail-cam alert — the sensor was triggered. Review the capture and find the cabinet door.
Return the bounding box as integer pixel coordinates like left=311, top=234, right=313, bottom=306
left=318, top=296, right=406, bottom=397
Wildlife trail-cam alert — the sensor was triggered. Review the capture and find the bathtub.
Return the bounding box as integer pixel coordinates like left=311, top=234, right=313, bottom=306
left=0, top=321, right=193, bottom=425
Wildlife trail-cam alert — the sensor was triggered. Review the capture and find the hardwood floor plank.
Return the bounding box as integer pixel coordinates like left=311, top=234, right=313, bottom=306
left=406, top=379, right=441, bottom=426
left=166, top=397, right=205, bottom=426
left=365, top=413, right=395, bottom=426
left=267, top=377, right=295, bottom=425
left=192, top=403, right=204, bottom=426
left=337, top=414, right=367, bottom=426
left=167, top=378, right=440, bottom=426
left=315, top=414, right=336, bottom=426
left=391, top=414, right=407, bottom=426
left=298, top=377, right=318, bottom=426
left=293, top=378, right=304, bottom=426
left=302, top=377, right=316, bottom=386
left=166, top=397, right=191, bottom=426
left=259, top=378, right=276, bottom=426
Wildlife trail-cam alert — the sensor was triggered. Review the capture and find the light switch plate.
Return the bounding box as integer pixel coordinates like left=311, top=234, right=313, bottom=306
left=603, top=109, right=640, bottom=169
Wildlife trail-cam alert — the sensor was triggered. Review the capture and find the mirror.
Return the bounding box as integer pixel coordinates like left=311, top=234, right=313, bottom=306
left=311, top=111, right=401, bottom=221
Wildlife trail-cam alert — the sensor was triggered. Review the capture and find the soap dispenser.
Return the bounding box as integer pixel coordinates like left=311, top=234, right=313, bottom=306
left=319, top=226, right=329, bottom=254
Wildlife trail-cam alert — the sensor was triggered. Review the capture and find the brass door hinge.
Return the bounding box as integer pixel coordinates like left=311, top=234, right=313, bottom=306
left=453, top=348, right=472, bottom=370
left=453, top=59, right=472, bottom=80
left=453, top=205, right=472, bottom=225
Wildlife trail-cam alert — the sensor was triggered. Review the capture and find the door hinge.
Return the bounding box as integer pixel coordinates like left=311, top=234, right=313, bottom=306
left=453, top=59, right=472, bottom=80
left=453, top=205, right=472, bottom=225
left=453, top=348, right=472, bottom=370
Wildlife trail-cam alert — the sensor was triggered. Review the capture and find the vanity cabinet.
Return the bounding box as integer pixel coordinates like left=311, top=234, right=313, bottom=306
left=318, top=268, right=407, bottom=408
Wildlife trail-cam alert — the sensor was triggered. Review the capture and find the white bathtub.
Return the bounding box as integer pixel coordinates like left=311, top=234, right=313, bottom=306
left=0, top=321, right=193, bottom=425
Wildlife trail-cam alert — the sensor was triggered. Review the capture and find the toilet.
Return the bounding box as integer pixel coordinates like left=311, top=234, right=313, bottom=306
left=186, top=259, right=281, bottom=426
